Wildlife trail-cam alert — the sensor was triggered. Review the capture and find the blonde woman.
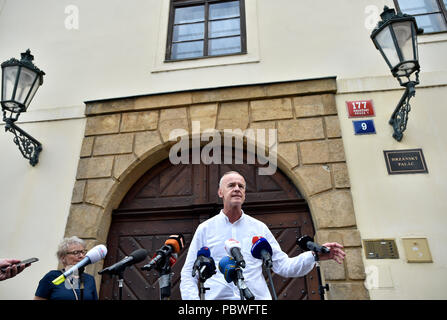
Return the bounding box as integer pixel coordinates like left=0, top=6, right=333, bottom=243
left=34, top=236, right=98, bottom=300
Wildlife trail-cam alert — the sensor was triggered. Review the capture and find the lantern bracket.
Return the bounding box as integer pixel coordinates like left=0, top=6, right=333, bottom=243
left=3, top=118, right=42, bottom=166
left=389, top=71, right=419, bottom=142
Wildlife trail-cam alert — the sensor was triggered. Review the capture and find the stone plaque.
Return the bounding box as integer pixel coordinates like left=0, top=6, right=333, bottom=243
left=383, top=149, right=428, bottom=174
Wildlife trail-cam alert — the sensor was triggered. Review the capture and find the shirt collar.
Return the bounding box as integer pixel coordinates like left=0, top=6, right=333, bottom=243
left=219, top=209, right=245, bottom=224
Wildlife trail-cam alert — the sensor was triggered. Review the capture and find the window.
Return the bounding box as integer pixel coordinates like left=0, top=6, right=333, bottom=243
left=166, top=0, right=246, bottom=61
left=394, top=0, right=447, bottom=33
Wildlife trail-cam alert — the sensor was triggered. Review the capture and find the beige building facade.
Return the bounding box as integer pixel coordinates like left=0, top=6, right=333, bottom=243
left=0, top=0, right=446, bottom=300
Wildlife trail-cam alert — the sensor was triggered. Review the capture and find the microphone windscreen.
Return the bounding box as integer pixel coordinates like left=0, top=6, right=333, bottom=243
left=218, top=256, right=236, bottom=283
left=296, top=235, right=313, bottom=252
left=86, top=244, right=108, bottom=264
left=197, top=247, right=211, bottom=258
left=251, top=237, right=273, bottom=259
left=166, top=234, right=185, bottom=253
left=252, top=236, right=261, bottom=244
left=130, top=248, right=148, bottom=263
left=224, top=239, right=241, bottom=254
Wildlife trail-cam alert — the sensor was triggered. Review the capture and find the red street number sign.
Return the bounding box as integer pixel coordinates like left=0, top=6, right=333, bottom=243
left=346, top=100, right=375, bottom=118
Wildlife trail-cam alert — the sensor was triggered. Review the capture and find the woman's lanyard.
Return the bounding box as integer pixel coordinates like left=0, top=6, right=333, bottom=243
left=61, top=269, right=84, bottom=300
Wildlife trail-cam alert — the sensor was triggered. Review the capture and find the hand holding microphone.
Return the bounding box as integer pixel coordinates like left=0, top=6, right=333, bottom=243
left=297, top=235, right=345, bottom=264
left=297, top=235, right=330, bottom=254
left=224, top=239, right=245, bottom=268
left=52, top=244, right=107, bottom=285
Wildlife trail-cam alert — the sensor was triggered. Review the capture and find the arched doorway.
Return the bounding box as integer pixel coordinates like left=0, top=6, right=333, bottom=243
left=99, top=156, right=320, bottom=300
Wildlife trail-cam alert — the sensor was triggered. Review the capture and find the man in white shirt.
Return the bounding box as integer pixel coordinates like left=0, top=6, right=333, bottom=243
left=180, top=171, right=345, bottom=300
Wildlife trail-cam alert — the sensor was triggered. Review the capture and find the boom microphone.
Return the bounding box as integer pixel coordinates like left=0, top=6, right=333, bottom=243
left=52, top=244, right=107, bottom=285
left=297, top=235, right=330, bottom=254
left=251, top=236, right=273, bottom=268
left=98, top=248, right=147, bottom=275
left=141, top=234, right=185, bottom=271
left=224, top=239, right=245, bottom=268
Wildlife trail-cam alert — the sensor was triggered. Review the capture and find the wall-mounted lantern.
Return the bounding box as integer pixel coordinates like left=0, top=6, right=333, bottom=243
left=371, top=6, right=423, bottom=141
left=1, top=49, right=45, bottom=166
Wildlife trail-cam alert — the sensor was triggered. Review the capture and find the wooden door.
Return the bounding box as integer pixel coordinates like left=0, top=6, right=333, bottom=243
left=99, top=157, right=319, bottom=300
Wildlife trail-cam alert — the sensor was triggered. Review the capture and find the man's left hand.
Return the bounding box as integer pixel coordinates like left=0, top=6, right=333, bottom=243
left=318, top=242, right=346, bottom=264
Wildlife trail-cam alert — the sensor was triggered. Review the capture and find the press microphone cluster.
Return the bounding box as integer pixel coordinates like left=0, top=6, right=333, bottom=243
left=52, top=244, right=108, bottom=285
left=141, top=234, right=185, bottom=271
left=220, top=238, right=254, bottom=300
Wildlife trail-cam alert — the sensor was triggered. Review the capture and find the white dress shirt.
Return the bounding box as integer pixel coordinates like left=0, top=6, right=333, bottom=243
left=180, top=210, right=316, bottom=300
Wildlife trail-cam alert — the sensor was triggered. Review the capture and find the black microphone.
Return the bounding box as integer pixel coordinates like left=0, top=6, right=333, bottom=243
left=98, top=248, right=147, bottom=275
left=192, top=247, right=216, bottom=280
left=224, top=239, right=245, bottom=268
left=297, top=235, right=330, bottom=254
left=141, top=234, right=185, bottom=271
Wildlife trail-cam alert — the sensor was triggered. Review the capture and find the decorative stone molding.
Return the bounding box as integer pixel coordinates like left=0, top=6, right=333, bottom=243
left=67, top=77, right=368, bottom=299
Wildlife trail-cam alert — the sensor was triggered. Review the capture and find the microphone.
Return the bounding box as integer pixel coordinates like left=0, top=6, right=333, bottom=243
left=192, top=247, right=216, bottom=280
left=218, top=256, right=237, bottom=283
left=218, top=256, right=254, bottom=300
left=52, top=244, right=107, bottom=285
left=98, top=248, right=147, bottom=275
left=251, top=236, right=273, bottom=268
left=141, top=234, right=185, bottom=271
left=224, top=239, right=245, bottom=268
left=297, top=235, right=330, bottom=254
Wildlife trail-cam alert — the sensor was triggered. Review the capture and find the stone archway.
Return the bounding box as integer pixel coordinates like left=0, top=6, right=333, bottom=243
left=66, top=78, right=369, bottom=299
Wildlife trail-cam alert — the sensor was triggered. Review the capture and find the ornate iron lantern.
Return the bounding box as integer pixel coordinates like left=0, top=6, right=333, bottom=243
left=1, top=49, right=45, bottom=166
left=371, top=6, right=423, bottom=141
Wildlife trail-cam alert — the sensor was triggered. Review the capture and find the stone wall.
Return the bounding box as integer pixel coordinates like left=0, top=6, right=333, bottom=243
left=67, top=77, right=369, bottom=299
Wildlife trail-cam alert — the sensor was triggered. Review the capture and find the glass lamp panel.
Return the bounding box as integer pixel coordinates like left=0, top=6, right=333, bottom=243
left=174, top=5, right=204, bottom=24
left=171, top=40, right=204, bottom=59
left=2, top=65, right=19, bottom=102
left=209, top=1, right=240, bottom=20
left=209, top=18, right=240, bottom=38
left=374, top=25, right=400, bottom=69
left=15, top=66, right=38, bottom=106
left=392, top=21, right=415, bottom=62
left=209, top=36, right=241, bottom=56
left=24, top=75, right=41, bottom=108
left=173, top=22, right=204, bottom=42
